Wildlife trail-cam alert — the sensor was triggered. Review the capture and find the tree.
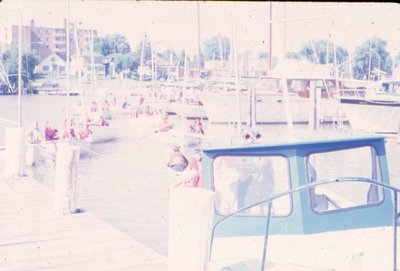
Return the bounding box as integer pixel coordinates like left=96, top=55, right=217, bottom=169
left=352, top=37, right=392, bottom=80
left=135, top=38, right=152, bottom=65
left=257, top=52, right=268, bottom=59
left=1, top=45, right=39, bottom=87
left=299, top=39, right=348, bottom=65
left=286, top=51, right=301, bottom=60
left=113, top=53, right=139, bottom=74
left=395, top=53, right=400, bottom=69
left=94, top=33, right=131, bottom=56
left=202, top=35, right=230, bottom=61
left=159, top=49, right=179, bottom=65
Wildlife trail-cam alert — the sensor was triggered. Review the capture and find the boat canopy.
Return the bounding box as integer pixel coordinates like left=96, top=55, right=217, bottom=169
left=202, top=130, right=394, bottom=237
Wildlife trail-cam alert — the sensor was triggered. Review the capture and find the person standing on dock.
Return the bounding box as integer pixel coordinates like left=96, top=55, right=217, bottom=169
left=186, top=148, right=203, bottom=187
left=26, top=121, right=42, bottom=144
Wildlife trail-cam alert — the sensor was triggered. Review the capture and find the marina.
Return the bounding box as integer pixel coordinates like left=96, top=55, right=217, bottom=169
left=1, top=1, right=400, bottom=270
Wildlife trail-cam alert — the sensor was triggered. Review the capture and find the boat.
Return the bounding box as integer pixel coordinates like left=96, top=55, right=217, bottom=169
left=337, top=79, right=400, bottom=133
left=170, top=129, right=400, bottom=270
left=88, top=124, right=119, bottom=143
left=25, top=137, right=92, bottom=165
left=200, top=62, right=346, bottom=125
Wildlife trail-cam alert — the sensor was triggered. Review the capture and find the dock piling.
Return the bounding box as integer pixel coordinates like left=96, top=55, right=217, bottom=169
left=168, top=188, right=215, bottom=271
left=54, top=142, right=80, bottom=215
left=4, top=127, right=26, bottom=178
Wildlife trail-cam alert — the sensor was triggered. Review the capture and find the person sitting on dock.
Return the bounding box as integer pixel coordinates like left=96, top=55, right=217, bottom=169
left=167, top=146, right=188, bottom=172
left=44, top=122, right=59, bottom=141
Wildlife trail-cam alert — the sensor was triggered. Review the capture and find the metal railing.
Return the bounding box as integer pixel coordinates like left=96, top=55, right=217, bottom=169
left=210, top=177, right=400, bottom=271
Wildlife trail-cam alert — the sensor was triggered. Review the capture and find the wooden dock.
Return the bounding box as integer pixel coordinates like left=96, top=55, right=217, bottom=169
left=0, top=176, right=167, bottom=271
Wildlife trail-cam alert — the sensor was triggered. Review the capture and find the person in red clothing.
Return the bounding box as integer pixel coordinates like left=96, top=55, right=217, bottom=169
left=79, top=124, right=92, bottom=140
left=186, top=148, right=203, bottom=187
left=167, top=146, right=188, bottom=172
left=156, top=115, right=173, bottom=133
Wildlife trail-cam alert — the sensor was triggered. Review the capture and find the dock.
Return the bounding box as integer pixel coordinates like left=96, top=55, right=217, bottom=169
left=0, top=176, right=167, bottom=271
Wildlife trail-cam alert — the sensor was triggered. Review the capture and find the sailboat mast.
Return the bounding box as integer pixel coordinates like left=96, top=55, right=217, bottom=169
left=17, top=0, right=22, bottom=127
left=138, top=35, right=145, bottom=94
left=269, top=1, right=272, bottom=70
left=196, top=1, right=201, bottom=87
left=66, top=0, right=70, bottom=130
left=73, top=20, right=83, bottom=102
left=231, top=5, right=242, bottom=132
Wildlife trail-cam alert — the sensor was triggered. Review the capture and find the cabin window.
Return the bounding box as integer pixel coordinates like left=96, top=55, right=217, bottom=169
left=306, top=146, right=384, bottom=213
left=213, top=155, right=291, bottom=217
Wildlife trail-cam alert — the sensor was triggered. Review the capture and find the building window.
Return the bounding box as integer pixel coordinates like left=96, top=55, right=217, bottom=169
left=51, top=57, right=55, bottom=62
left=43, top=65, right=49, bottom=72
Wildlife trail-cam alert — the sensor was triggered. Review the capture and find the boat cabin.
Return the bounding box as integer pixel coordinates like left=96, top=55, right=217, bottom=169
left=201, top=130, right=399, bottom=270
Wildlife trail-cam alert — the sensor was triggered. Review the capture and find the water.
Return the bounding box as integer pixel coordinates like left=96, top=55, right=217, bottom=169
left=2, top=94, right=400, bottom=257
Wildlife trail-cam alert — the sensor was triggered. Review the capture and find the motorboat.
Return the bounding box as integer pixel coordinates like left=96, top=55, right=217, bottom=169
left=171, top=129, right=400, bottom=270
left=337, top=80, right=400, bottom=133
left=200, top=63, right=346, bottom=125
left=88, top=124, right=119, bottom=144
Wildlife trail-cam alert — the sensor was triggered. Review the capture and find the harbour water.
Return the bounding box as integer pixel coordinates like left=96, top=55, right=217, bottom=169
left=1, top=93, right=400, bottom=257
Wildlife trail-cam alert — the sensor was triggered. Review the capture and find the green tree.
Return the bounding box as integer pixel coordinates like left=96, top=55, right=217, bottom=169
left=1, top=45, right=39, bottom=87
left=395, top=53, right=400, bottom=68
left=286, top=51, right=301, bottom=60
left=94, top=33, right=131, bottom=56
left=353, top=37, right=392, bottom=80
left=257, top=52, right=268, bottom=59
left=299, top=39, right=348, bottom=65
left=113, top=52, right=139, bottom=74
left=202, top=35, right=230, bottom=61
left=159, top=49, right=179, bottom=65
left=135, top=38, right=152, bottom=65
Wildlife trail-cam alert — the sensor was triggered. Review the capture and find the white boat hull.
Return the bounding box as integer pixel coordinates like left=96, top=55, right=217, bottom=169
left=168, top=103, right=208, bottom=119
left=340, top=99, right=400, bottom=133
left=89, top=125, right=119, bottom=143
left=129, top=114, right=163, bottom=129
left=200, top=93, right=344, bottom=124
left=209, top=226, right=394, bottom=271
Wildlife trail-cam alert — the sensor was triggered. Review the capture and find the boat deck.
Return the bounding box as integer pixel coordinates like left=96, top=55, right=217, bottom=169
left=0, top=176, right=167, bottom=271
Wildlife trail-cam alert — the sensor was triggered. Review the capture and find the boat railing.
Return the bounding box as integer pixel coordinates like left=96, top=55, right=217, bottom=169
left=210, top=177, right=400, bottom=271
left=0, top=118, right=19, bottom=127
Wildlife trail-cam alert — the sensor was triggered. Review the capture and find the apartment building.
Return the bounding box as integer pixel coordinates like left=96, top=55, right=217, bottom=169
left=11, top=19, right=97, bottom=62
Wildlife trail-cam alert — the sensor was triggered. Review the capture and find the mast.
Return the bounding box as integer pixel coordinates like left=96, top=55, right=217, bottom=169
left=196, top=1, right=201, bottom=88
left=231, top=5, right=242, bottom=132
left=17, top=0, right=22, bottom=127
left=66, top=0, right=70, bottom=130
left=73, top=20, right=83, bottom=102
left=138, top=34, right=145, bottom=94
left=268, top=1, right=273, bottom=70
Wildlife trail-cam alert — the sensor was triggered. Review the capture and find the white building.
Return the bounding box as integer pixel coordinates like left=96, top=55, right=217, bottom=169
left=35, top=52, right=66, bottom=75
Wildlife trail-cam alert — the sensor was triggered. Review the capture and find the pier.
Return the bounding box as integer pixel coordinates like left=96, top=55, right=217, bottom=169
left=0, top=176, right=167, bottom=271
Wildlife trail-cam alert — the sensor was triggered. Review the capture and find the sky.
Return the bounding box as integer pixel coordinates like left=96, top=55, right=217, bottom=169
left=0, top=1, right=399, bottom=59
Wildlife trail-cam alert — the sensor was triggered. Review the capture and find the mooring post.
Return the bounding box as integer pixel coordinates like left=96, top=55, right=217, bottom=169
left=54, top=142, right=80, bottom=215
left=168, top=188, right=215, bottom=271
left=4, top=127, right=26, bottom=178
